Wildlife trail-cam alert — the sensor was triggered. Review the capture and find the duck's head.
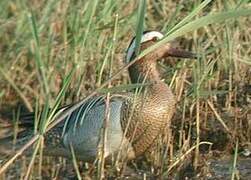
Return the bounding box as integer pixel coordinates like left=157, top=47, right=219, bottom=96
left=125, top=31, right=196, bottom=83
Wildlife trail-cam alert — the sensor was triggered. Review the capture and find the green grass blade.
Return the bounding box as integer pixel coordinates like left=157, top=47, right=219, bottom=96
left=137, top=9, right=251, bottom=61
left=28, top=12, right=50, bottom=99
left=166, top=0, right=212, bottom=35
left=39, top=99, right=50, bottom=134
left=49, top=68, right=75, bottom=118
left=82, top=0, right=99, bottom=47
left=40, top=67, right=75, bottom=133
left=134, top=0, right=146, bottom=57
left=98, top=83, right=150, bottom=93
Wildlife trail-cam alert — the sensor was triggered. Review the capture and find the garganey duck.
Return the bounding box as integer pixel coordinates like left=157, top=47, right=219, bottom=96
left=0, top=31, right=195, bottom=162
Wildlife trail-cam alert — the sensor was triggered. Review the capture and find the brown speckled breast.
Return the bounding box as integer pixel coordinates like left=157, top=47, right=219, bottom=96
left=120, top=81, right=176, bottom=156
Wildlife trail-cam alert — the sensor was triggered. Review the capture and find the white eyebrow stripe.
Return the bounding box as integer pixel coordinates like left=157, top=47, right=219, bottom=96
left=125, top=31, right=164, bottom=63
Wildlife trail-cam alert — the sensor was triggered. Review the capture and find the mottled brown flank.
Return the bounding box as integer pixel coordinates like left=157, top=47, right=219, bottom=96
left=121, top=39, right=176, bottom=156
left=121, top=83, right=175, bottom=156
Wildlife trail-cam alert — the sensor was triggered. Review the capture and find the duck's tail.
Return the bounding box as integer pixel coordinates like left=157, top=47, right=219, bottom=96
left=0, top=137, right=15, bottom=155
left=0, top=115, right=32, bottom=159
left=0, top=131, right=34, bottom=161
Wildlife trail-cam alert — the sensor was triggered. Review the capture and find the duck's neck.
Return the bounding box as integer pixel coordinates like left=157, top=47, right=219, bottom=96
left=128, top=61, right=161, bottom=84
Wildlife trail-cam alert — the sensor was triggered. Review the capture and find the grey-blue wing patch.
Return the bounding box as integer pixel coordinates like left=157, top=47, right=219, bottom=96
left=62, top=96, right=124, bottom=159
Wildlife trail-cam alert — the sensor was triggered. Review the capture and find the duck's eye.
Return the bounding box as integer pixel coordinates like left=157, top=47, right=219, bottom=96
left=151, top=37, right=159, bottom=42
